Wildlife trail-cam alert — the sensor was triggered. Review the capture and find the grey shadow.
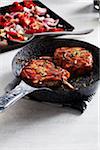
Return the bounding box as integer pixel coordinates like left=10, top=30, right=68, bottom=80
left=0, top=72, right=14, bottom=94
left=0, top=97, right=80, bottom=143
left=0, top=72, right=82, bottom=144
left=73, top=4, right=98, bottom=14
left=0, top=74, right=81, bottom=127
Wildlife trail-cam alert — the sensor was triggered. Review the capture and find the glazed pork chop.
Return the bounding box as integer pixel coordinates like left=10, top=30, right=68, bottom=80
left=54, top=47, right=93, bottom=76
left=20, top=59, right=74, bottom=89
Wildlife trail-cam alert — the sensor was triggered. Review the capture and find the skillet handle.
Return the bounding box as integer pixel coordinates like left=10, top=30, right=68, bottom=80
left=0, top=80, right=35, bottom=112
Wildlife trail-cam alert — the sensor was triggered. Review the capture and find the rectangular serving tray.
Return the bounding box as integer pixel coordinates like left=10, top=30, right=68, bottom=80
left=0, top=0, right=74, bottom=53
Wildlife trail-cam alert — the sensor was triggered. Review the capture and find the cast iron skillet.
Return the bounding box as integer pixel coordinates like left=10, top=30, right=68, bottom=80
left=0, top=38, right=99, bottom=112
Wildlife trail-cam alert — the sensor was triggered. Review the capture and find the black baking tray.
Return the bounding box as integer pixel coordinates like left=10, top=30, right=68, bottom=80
left=0, top=0, right=74, bottom=53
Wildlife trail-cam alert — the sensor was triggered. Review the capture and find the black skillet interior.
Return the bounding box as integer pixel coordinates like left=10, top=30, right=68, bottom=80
left=0, top=0, right=74, bottom=53
left=12, top=38, right=99, bottom=113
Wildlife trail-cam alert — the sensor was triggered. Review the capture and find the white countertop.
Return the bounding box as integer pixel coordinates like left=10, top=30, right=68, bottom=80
left=0, top=0, right=100, bottom=150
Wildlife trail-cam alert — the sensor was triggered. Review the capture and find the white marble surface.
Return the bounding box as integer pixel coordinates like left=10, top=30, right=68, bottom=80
left=0, top=0, right=100, bottom=150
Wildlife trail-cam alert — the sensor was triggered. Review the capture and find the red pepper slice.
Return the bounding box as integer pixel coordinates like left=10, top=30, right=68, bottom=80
left=20, top=16, right=31, bottom=28
left=49, top=28, right=64, bottom=32
left=25, top=27, right=47, bottom=34
left=7, top=31, right=25, bottom=41
left=0, top=15, right=6, bottom=27
left=9, top=2, right=24, bottom=12
left=7, top=31, right=18, bottom=37
left=36, top=27, right=47, bottom=33
left=29, top=17, right=36, bottom=24
left=25, top=29, right=37, bottom=34
left=23, top=0, right=37, bottom=8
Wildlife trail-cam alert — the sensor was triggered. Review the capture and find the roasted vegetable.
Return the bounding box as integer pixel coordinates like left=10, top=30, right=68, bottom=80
left=0, top=0, right=64, bottom=42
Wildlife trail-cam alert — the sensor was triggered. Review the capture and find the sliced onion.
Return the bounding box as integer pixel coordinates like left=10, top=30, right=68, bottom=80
left=10, top=12, right=23, bottom=18
left=31, top=5, right=35, bottom=13
left=44, top=18, right=55, bottom=23
left=44, top=19, right=59, bottom=27
left=35, top=15, right=45, bottom=21
left=24, top=7, right=31, bottom=13
left=42, top=21, right=51, bottom=30
left=35, top=6, right=47, bottom=16
left=5, top=13, right=13, bottom=19
left=15, top=24, right=24, bottom=35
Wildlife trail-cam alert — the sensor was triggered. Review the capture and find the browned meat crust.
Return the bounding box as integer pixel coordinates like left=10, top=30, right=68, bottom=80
left=54, top=47, right=93, bottom=75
